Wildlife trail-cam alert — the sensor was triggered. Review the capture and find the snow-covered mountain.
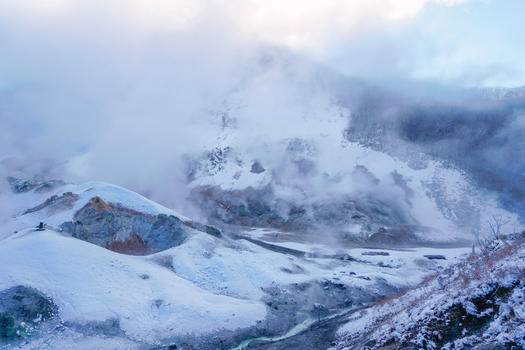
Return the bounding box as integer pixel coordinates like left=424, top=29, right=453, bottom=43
left=2, top=82, right=524, bottom=348
left=186, top=130, right=521, bottom=246
left=2, top=1, right=525, bottom=348
left=1, top=78, right=524, bottom=349
left=1, top=179, right=480, bottom=349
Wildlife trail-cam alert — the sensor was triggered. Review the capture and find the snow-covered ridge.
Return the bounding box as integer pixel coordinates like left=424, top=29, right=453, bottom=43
left=12, top=181, right=190, bottom=232
left=5, top=181, right=219, bottom=256
left=473, top=85, right=525, bottom=101
left=0, top=228, right=266, bottom=344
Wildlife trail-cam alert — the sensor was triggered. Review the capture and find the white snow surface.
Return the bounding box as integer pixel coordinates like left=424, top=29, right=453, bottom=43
left=0, top=179, right=494, bottom=349
left=163, top=229, right=470, bottom=300
left=0, top=229, right=266, bottom=343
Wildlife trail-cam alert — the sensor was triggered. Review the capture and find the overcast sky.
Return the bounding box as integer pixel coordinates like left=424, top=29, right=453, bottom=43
left=1, top=0, right=523, bottom=87
left=1, top=0, right=524, bottom=208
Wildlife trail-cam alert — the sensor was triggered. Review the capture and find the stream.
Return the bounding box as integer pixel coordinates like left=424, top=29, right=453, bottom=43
left=230, top=303, right=371, bottom=350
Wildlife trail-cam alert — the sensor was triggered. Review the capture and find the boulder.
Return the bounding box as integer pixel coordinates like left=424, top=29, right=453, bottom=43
left=61, top=197, right=188, bottom=254
left=250, top=161, right=266, bottom=174
left=0, top=286, right=57, bottom=341
left=424, top=254, right=446, bottom=260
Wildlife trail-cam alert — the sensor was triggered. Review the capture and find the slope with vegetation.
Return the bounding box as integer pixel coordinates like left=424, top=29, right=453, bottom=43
left=333, top=232, right=525, bottom=349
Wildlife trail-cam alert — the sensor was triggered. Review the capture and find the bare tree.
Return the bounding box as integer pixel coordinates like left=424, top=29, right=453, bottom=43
left=487, top=215, right=511, bottom=239
left=475, top=233, right=491, bottom=256
left=474, top=215, right=512, bottom=255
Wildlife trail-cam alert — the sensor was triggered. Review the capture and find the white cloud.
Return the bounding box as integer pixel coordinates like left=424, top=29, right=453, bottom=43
left=0, top=0, right=470, bottom=51
left=224, top=0, right=428, bottom=50
left=435, top=0, right=471, bottom=7
left=5, top=0, right=519, bottom=216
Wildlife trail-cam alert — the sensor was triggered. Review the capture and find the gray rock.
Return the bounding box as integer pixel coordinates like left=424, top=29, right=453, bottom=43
left=60, top=197, right=188, bottom=254
left=0, top=286, right=57, bottom=324
left=7, top=177, right=65, bottom=194
left=0, top=286, right=58, bottom=341
left=22, top=192, right=79, bottom=216
left=251, top=161, right=266, bottom=174
left=361, top=251, right=390, bottom=256
left=189, top=184, right=422, bottom=245
left=424, top=254, right=446, bottom=260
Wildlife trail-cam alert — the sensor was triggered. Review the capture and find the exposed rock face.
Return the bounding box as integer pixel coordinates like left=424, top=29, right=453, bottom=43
left=250, top=161, right=266, bottom=174
left=6, top=177, right=65, bottom=194
left=184, top=221, right=222, bottom=238
left=22, top=192, right=79, bottom=216
left=189, top=185, right=289, bottom=229
left=106, top=232, right=149, bottom=255
left=60, top=197, right=189, bottom=254
left=424, top=254, right=446, bottom=260
left=189, top=185, right=422, bottom=244
left=205, top=147, right=233, bottom=175
left=0, top=286, right=58, bottom=341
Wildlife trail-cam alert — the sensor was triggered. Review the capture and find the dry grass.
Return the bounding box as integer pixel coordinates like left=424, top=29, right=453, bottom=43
left=375, top=295, right=398, bottom=307
left=422, top=272, right=439, bottom=285
left=486, top=244, right=517, bottom=269
left=466, top=254, right=479, bottom=262
left=349, top=234, right=525, bottom=350
left=374, top=288, right=411, bottom=307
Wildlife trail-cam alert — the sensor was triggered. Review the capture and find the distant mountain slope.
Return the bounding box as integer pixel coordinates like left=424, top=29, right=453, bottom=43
left=187, top=137, right=521, bottom=245
left=341, top=84, right=525, bottom=223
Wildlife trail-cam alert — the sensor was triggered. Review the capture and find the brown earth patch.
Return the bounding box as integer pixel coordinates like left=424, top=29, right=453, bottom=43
left=106, top=232, right=150, bottom=255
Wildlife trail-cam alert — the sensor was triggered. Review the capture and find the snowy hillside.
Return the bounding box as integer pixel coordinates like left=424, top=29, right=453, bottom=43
left=333, top=233, right=525, bottom=349
left=0, top=180, right=477, bottom=349
left=1, top=111, right=523, bottom=349
left=2, top=1, right=525, bottom=349
left=0, top=229, right=265, bottom=344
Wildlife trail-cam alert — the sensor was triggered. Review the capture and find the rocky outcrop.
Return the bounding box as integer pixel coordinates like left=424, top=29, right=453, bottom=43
left=188, top=185, right=290, bottom=230
left=184, top=221, right=222, bottom=238
left=0, top=286, right=58, bottom=341
left=22, top=192, right=79, bottom=216
left=250, top=161, right=266, bottom=174
left=105, top=232, right=149, bottom=255
left=60, top=197, right=190, bottom=254
left=6, top=177, right=65, bottom=194
left=189, top=185, right=423, bottom=244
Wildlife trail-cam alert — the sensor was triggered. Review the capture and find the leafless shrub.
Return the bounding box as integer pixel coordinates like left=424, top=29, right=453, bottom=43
left=487, top=215, right=511, bottom=239
left=474, top=215, right=513, bottom=256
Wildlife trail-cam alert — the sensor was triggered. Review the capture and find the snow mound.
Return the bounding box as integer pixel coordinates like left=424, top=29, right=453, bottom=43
left=0, top=229, right=265, bottom=343
left=12, top=181, right=190, bottom=233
